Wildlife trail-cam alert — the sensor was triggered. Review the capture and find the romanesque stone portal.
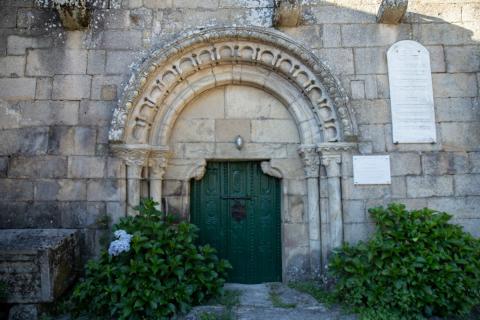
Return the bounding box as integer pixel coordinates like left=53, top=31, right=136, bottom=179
left=109, top=27, right=357, bottom=280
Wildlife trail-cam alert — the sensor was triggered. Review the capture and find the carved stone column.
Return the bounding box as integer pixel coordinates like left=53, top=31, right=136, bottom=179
left=298, top=145, right=321, bottom=277
left=148, top=147, right=170, bottom=211
left=317, top=142, right=356, bottom=267
left=111, top=144, right=149, bottom=215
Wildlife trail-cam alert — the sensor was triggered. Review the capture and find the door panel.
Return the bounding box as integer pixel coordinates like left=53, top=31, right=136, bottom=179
left=191, top=161, right=281, bottom=283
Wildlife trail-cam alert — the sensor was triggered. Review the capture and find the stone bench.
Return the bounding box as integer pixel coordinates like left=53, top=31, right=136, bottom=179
left=0, top=229, right=80, bottom=319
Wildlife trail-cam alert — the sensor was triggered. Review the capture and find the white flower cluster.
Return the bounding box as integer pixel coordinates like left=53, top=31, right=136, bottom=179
left=108, top=229, right=133, bottom=257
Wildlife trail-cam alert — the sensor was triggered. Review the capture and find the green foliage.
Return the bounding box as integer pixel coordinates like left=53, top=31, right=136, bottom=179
left=70, top=198, right=231, bottom=320
left=0, top=280, right=6, bottom=300
left=329, top=203, right=480, bottom=319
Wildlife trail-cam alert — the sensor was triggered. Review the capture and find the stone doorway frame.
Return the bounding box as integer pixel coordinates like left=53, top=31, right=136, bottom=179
left=108, top=26, right=357, bottom=277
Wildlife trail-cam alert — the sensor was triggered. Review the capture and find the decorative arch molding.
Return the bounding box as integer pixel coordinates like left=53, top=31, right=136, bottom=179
left=109, top=26, right=360, bottom=278
left=108, top=26, right=357, bottom=145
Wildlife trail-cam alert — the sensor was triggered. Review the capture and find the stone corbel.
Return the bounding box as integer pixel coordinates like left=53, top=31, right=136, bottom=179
left=34, top=0, right=92, bottom=30
left=260, top=161, right=283, bottom=179
left=273, top=0, right=303, bottom=27
left=377, top=0, right=408, bottom=24
left=186, top=159, right=207, bottom=181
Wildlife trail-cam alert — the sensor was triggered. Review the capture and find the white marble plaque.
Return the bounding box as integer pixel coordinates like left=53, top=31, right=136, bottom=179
left=353, top=155, right=391, bottom=185
left=387, top=40, right=436, bottom=144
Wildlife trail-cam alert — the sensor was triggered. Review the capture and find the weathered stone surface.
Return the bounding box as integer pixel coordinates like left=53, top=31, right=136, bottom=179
left=105, top=50, right=138, bottom=74
left=350, top=80, right=365, bottom=100
left=352, top=100, right=389, bottom=125
left=0, top=179, right=33, bottom=201
left=48, top=127, right=96, bottom=156
left=0, top=229, right=80, bottom=303
left=406, top=175, right=453, bottom=198
left=87, top=179, right=125, bottom=201
left=9, top=156, right=67, bottom=178
left=0, top=56, right=25, bottom=77
left=52, top=75, right=91, bottom=100
left=390, top=153, right=421, bottom=176
left=455, top=174, right=480, bottom=196
left=273, top=0, right=302, bottom=27
left=315, top=48, right=355, bottom=75
left=91, top=75, right=123, bottom=100
left=34, top=179, right=87, bottom=201
left=435, top=98, right=479, bottom=122
left=342, top=177, right=391, bottom=200
left=26, top=49, right=87, bottom=76
left=171, top=119, right=215, bottom=143
left=440, top=122, right=480, bottom=152
left=87, top=50, right=106, bottom=74
left=422, top=152, right=468, bottom=175
left=432, top=73, right=478, bottom=98
left=35, top=77, right=53, bottom=100
left=427, top=196, right=480, bottom=219
left=341, top=24, right=411, bottom=47
left=0, top=78, right=36, bottom=100
left=0, top=128, right=49, bottom=156
left=377, top=0, right=408, bottom=24
left=79, top=100, right=114, bottom=126
left=102, top=30, right=143, bottom=49
left=445, top=45, right=480, bottom=73
left=251, top=120, right=300, bottom=143
left=1, top=101, right=79, bottom=127
left=354, top=47, right=387, bottom=74
left=68, top=156, right=106, bottom=178
left=7, top=304, right=38, bottom=320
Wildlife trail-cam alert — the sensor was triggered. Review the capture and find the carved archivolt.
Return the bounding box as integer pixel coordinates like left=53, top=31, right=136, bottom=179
left=109, top=27, right=356, bottom=146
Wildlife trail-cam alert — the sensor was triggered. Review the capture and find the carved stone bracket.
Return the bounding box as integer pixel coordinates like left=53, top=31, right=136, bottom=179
left=377, top=0, right=408, bottom=24
left=186, top=159, right=207, bottom=181
left=111, top=144, right=150, bottom=167
left=261, top=161, right=283, bottom=179
left=298, top=145, right=320, bottom=178
left=149, top=147, right=171, bottom=179
left=273, top=0, right=302, bottom=27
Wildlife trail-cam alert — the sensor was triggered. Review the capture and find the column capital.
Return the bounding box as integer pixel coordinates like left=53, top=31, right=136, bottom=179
left=111, top=144, right=150, bottom=166
left=149, top=147, right=171, bottom=178
left=298, top=144, right=320, bottom=178
left=321, top=154, right=342, bottom=177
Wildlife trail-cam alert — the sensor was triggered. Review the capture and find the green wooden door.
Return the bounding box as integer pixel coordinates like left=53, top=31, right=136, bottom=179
left=191, top=161, right=281, bottom=284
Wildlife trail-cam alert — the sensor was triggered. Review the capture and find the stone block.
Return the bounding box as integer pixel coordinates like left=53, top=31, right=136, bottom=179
left=427, top=196, right=480, bottom=219
left=0, top=56, right=25, bottom=77
left=9, top=101, right=79, bottom=127
left=16, top=8, right=50, bottom=29
left=101, top=85, right=117, bottom=100
left=426, top=46, right=446, bottom=73
left=455, top=174, right=480, bottom=196
left=106, top=202, right=127, bottom=225
left=0, top=128, right=48, bottom=156
left=432, top=73, right=477, bottom=98
left=251, top=120, right=300, bottom=143
left=163, top=180, right=184, bottom=196
left=91, top=75, right=123, bottom=100
left=143, top=0, right=172, bottom=8
left=171, top=119, right=215, bottom=143
left=7, top=35, right=52, bottom=55
left=48, top=126, right=96, bottom=156
left=462, top=4, right=480, bottom=22
left=68, top=156, right=106, bottom=178
left=390, top=152, right=421, bottom=176
left=344, top=223, right=375, bottom=244
left=413, top=23, right=475, bottom=46
left=342, top=177, right=391, bottom=200
left=343, top=200, right=366, bottom=223
left=87, top=50, right=106, bottom=74
left=52, top=75, right=91, bottom=100
left=181, top=87, right=225, bottom=119
left=60, top=202, right=106, bottom=229
left=287, top=179, right=306, bottom=196
left=385, top=124, right=442, bottom=152
left=354, top=47, right=387, bottom=74
left=215, top=119, right=251, bottom=142
left=0, top=78, right=36, bottom=100
left=0, top=229, right=80, bottom=303
left=283, top=223, right=309, bottom=247
left=102, top=30, right=143, bottom=49
left=422, top=152, right=468, bottom=175
left=391, top=176, right=407, bottom=199
left=286, top=195, right=304, bottom=223
left=174, top=0, right=218, bottom=9
left=105, top=50, right=138, bottom=74
left=225, top=85, right=286, bottom=119
left=311, top=5, right=376, bottom=24
left=406, top=3, right=461, bottom=23
left=351, top=100, right=389, bottom=125
left=445, top=45, right=480, bottom=73
left=315, top=48, right=354, bottom=75
left=0, top=7, right=17, bottom=28
left=214, top=142, right=288, bottom=159
left=8, top=304, right=38, bottom=320
left=406, top=175, right=453, bottom=197
left=470, top=152, right=480, bottom=173
left=35, top=179, right=86, bottom=201
left=455, top=219, right=480, bottom=238
left=435, top=98, right=478, bottom=122
left=183, top=143, right=215, bottom=158
left=35, top=77, right=52, bottom=99
left=87, top=179, right=125, bottom=201
left=375, top=74, right=390, bottom=98
left=26, top=49, right=87, bottom=76
left=440, top=122, right=480, bottom=152
left=79, top=100, right=114, bottom=126
left=9, top=156, right=67, bottom=178
left=103, top=9, right=131, bottom=29
left=358, top=124, right=386, bottom=152
left=279, top=26, right=322, bottom=49
left=341, top=23, right=411, bottom=47
left=0, top=202, right=61, bottom=229
left=220, top=0, right=272, bottom=8
left=0, top=179, right=33, bottom=201
left=0, top=157, right=7, bottom=177
left=322, top=24, right=341, bottom=48
left=350, top=80, right=365, bottom=100
left=107, top=157, right=125, bottom=178
left=129, top=8, right=153, bottom=29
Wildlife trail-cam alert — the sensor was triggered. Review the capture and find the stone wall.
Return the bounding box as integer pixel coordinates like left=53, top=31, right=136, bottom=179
left=0, top=0, right=478, bottom=259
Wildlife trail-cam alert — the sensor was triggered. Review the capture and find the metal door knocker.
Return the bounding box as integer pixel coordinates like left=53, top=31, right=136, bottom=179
left=231, top=200, right=246, bottom=222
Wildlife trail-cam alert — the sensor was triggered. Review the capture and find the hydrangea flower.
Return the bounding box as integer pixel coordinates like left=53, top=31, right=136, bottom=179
left=108, top=229, right=132, bottom=256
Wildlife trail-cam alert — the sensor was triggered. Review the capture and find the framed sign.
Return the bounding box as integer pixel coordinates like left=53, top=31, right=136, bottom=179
left=387, top=40, right=436, bottom=144
left=353, top=155, right=391, bottom=185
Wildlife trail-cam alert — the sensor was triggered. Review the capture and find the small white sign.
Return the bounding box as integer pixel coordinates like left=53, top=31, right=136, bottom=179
left=353, top=155, right=391, bottom=185
left=387, top=40, right=437, bottom=144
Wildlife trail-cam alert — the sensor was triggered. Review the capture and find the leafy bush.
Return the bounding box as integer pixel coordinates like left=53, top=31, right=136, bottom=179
left=70, top=198, right=231, bottom=319
left=329, top=203, right=480, bottom=319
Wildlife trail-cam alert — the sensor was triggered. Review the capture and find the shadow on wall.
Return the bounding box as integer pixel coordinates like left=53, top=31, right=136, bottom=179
left=0, top=1, right=478, bottom=254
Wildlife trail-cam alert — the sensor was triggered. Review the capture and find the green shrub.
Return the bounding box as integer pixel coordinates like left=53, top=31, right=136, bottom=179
left=329, top=203, right=480, bottom=319
left=70, top=198, right=231, bottom=319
